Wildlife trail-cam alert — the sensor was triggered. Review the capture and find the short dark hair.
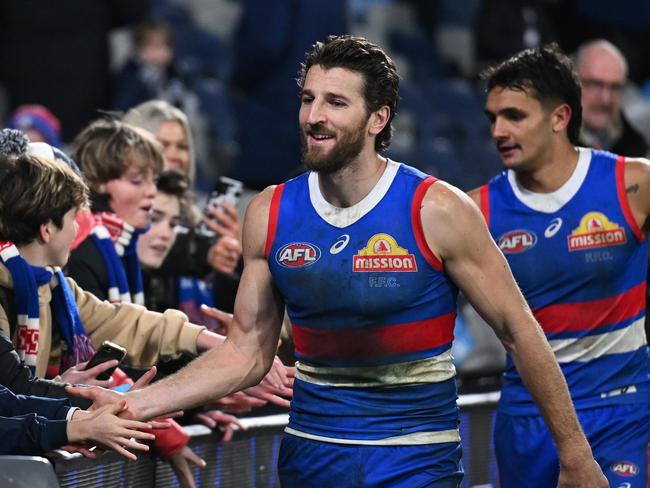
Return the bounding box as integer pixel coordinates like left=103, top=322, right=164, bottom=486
left=481, top=43, right=582, bottom=145
left=0, top=154, right=88, bottom=245
left=297, top=35, right=400, bottom=151
left=156, top=170, right=188, bottom=199
left=155, top=170, right=192, bottom=224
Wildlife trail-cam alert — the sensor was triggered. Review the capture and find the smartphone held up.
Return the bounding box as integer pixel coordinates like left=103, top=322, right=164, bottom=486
left=84, top=341, right=127, bottom=380
left=196, top=176, right=243, bottom=238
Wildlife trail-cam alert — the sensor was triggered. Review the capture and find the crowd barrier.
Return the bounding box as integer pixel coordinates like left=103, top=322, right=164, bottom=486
left=2, top=391, right=501, bottom=487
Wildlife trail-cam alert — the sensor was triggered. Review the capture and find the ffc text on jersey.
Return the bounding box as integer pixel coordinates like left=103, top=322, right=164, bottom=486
left=352, top=233, right=417, bottom=272
left=567, top=211, right=627, bottom=252
left=276, top=242, right=321, bottom=268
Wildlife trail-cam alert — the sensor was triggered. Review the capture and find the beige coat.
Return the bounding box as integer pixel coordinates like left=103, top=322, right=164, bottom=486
left=0, top=263, right=205, bottom=377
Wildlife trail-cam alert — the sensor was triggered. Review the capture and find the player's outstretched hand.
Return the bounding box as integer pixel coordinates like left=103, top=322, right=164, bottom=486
left=65, top=384, right=124, bottom=411
left=64, top=366, right=178, bottom=423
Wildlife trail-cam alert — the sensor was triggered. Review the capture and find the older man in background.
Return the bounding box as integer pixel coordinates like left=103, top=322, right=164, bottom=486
left=575, top=39, right=649, bottom=157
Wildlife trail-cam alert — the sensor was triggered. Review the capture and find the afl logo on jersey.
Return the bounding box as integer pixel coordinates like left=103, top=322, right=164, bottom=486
left=276, top=242, right=321, bottom=268
left=610, top=461, right=639, bottom=477
left=497, top=230, right=537, bottom=254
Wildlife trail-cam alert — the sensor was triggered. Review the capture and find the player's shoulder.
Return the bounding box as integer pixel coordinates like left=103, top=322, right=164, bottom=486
left=247, top=185, right=278, bottom=214
left=622, top=156, right=650, bottom=188
left=422, top=179, right=480, bottom=224
left=467, top=186, right=483, bottom=208
left=242, top=186, right=279, bottom=235
left=624, top=156, right=650, bottom=171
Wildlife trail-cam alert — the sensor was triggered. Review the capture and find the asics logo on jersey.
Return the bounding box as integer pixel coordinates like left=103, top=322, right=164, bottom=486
left=330, top=234, right=350, bottom=254
left=544, top=217, right=563, bottom=238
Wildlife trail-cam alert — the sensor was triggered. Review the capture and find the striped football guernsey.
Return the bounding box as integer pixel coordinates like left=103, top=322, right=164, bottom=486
left=480, top=148, right=650, bottom=414
left=266, top=160, right=460, bottom=444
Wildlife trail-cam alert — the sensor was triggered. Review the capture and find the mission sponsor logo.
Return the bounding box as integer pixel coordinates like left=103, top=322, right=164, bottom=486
left=276, top=242, right=321, bottom=268
left=352, top=233, right=417, bottom=272
left=567, top=212, right=626, bottom=252
left=497, top=230, right=537, bottom=254
left=610, top=461, right=639, bottom=477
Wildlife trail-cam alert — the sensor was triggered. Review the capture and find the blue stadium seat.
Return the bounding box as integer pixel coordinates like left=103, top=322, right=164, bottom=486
left=150, top=0, right=232, bottom=81
left=387, top=30, right=457, bottom=83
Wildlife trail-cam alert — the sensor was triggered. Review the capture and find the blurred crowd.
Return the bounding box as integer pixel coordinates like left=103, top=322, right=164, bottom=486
left=3, top=0, right=650, bottom=194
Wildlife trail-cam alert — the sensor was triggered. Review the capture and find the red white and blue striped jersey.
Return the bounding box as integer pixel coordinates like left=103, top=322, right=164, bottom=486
left=480, top=148, right=649, bottom=414
left=266, top=160, right=460, bottom=444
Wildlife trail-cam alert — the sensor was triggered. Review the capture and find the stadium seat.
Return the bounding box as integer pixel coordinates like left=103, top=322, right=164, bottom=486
left=0, top=456, right=59, bottom=487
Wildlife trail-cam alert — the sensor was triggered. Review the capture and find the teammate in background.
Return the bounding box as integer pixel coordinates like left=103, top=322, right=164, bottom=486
left=574, top=39, right=650, bottom=343
left=70, top=36, right=606, bottom=487
left=470, top=44, right=650, bottom=487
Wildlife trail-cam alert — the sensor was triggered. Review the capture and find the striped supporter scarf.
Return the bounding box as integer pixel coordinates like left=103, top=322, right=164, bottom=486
left=0, top=242, right=94, bottom=374
left=0, top=241, right=188, bottom=455
left=91, top=212, right=146, bottom=305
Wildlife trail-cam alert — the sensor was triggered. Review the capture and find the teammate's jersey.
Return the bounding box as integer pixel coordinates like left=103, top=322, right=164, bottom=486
left=267, top=160, right=459, bottom=445
left=481, top=148, right=650, bottom=414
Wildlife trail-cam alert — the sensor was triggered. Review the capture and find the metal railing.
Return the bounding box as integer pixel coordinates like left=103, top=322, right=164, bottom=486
left=2, top=391, right=501, bottom=487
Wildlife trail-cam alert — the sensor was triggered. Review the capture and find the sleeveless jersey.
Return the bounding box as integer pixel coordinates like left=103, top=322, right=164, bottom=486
left=267, top=160, right=459, bottom=444
left=481, top=148, right=650, bottom=414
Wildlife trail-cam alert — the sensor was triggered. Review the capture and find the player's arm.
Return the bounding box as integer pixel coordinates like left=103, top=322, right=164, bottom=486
left=422, top=182, right=606, bottom=487
left=624, top=157, right=650, bottom=232
left=124, top=187, right=286, bottom=420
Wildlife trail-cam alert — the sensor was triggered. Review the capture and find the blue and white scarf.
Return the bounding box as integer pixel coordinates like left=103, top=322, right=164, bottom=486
left=0, top=242, right=94, bottom=374
left=50, top=270, right=95, bottom=372
left=90, top=212, right=146, bottom=305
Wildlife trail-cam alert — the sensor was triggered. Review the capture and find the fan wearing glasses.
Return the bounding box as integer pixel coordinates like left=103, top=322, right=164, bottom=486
left=575, top=39, right=649, bottom=158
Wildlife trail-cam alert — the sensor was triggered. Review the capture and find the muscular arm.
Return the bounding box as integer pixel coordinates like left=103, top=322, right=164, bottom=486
left=126, top=187, right=285, bottom=419
left=426, top=183, right=600, bottom=474
left=624, top=158, right=650, bottom=232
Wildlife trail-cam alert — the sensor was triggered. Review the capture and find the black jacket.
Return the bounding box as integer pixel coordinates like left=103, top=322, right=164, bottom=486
left=0, top=384, right=71, bottom=455
left=578, top=113, right=649, bottom=158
